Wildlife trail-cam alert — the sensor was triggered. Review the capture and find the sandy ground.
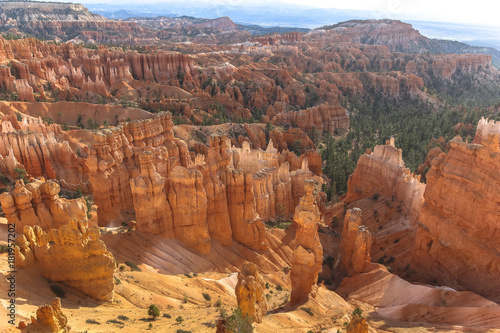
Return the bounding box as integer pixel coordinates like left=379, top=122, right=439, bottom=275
left=1, top=220, right=500, bottom=332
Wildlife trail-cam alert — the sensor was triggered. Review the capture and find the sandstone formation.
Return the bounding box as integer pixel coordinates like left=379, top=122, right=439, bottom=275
left=18, top=298, right=69, bottom=333
left=0, top=178, right=89, bottom=233
left=346, top=315, right=369, bottom=333
left=16, top=220, right=116, bottom=301
left=130, top=151, right=172, bottom=235
left=235, top=262, right=268, bottom=323
left=83, top=113, right=321, bottom=253
left=337, top=263, right=500, bottom=329
left=290, top=179, right=323, bottom=305
left=339, top=208, right=372, bottom=276
left=0, top=113, right=86, bottom=189
left=346, top=137, right=425, bottom=221
left=271, top=103, right=349, bottom=135
left=413, top=118, right=500, bottom=302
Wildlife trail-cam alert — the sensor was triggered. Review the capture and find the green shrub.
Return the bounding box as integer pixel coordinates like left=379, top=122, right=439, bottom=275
left=148, top=304, right=160, bottom=320
left=202, top=293, right=211, bottom=301
left=276, top=284, right=283, bottom=291
left=125, top=261, right=142, bottom=272
left=85, top=319, right=100, bottom=325
left=163, top=313, right=171, bottom=318
left=0, top=244, right=9, bottom=253
left=301, top=307, right=314, bottom=316
left=352, top=307, right=363, bottom=317
left=224, top=308, right=253, bottom=333
left=107, top=319, right=124, bottom=325
left=175, top=316, right=184, bottom=324
left=117, top=315, right=129, bottom=321
left=215, top=299, right=222, bottom=307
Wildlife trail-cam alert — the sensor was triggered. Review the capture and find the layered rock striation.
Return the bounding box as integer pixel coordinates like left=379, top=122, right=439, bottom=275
left=86, top=113, right=320, bottom=253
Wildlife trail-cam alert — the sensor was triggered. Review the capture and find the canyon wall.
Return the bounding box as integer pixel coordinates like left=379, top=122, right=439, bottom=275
left=85, top=113, right=320, bottom=253
left=413, top=118, right=500, bottom=301
left=346, top=137, right=425, bottom=220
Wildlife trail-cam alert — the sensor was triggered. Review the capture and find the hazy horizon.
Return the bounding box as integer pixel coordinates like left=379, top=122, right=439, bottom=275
left=16, top=0, right=500, bottom=28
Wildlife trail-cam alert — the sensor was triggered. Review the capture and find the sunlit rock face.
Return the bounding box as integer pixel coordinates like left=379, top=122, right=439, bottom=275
left=16, top=220, right=116, bottom=301
left=235, top=262, right=268, bottom=323
left=414, top=118, right=500, bottom=302
left=290, top=179, right=323, bottom=305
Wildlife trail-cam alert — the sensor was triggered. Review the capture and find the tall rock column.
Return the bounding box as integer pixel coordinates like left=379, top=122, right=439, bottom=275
left=168, top=166, right=211, bottom=255
left=226, top=169, right=267, bottom=251
left=235, top=262, right=268, bottom=323
left=130, top=151, right=173, bottom=235
left=339, top=208, right=372, bottom=276
left=290, top=179, right=323, bottom=305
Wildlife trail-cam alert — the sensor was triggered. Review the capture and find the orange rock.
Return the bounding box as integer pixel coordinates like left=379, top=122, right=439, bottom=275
left=271, top=103, right=349, bottom=135
left=227, top=169, right=267, bottom=251
left=0, top=178, right=89, bottom=233
left=339, top=208, right=372, bottom=276
left=235, top=262, right=268, bottom=323
left=290, top=179, right=323, bottom=305
left=130, top=151, right=173, bottom=235
left=16, top=220, right=115, bottom=301
left=300, top=150, right=322, bottom=176
left=346, top=315, right=369, bottom=333
left=20, top=298, right=69, bottom=333
left=414, top=119, right=500, bottom=302
left=168, top=166, right=211, bottom=255
left=346, top=138, right=425, bottom=220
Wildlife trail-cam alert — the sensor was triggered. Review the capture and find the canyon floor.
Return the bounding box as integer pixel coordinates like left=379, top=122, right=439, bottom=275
left=2, top=219, right=499, bottom=333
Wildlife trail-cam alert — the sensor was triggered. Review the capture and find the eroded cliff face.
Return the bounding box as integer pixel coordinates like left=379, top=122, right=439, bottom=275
left=346, top=137, right=425, bottom=220
left=83, top=113, right=321, bottom=253
left=0, top=112, right=87, bottom=190
left=16, top=220, right=116, bottom=301
left=0, top=178, right=89, bottom=233
left=344, top=119, right=500, bottom=303
left=413, top=118, right=500, bottom=301
left=271, top=102, right=349, bottom=135
left=0, top=37, right=195, bottom=102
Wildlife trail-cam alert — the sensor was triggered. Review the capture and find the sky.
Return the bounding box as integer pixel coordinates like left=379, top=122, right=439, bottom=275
left=44, top=0, right=500, bottom=28
left=253, top=0, right=500, bottom=27
left=201, top=0, right=500, bottom=28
